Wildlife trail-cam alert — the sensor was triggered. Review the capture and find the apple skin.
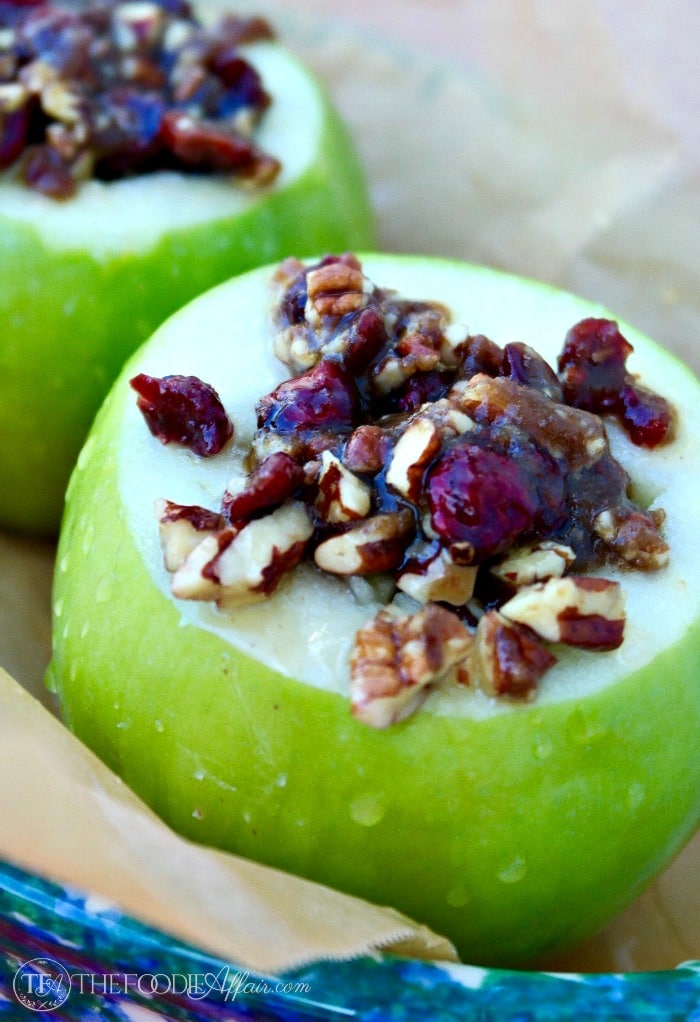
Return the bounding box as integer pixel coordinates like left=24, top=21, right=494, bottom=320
left=49, top=258, right=700, bottom=966
left=0, top=80, right=372, bottom=536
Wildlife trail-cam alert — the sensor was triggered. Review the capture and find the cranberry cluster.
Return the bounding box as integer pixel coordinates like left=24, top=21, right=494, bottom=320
left=0, top=0, right=277, bottom=198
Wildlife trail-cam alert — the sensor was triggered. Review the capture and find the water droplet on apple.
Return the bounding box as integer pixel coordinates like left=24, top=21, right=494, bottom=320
left=59, top=552, right=70, bottom=573
left=275, top=773, right=287, bottom=788
left=192, top=808, right=205, bottom=820
left=116, top=719, right=132, bottom=730
left=69, top=660, right=79, bottom=682
left=349, top=792, right=386, bottom=827
left=628, top=782, right=646, bottom=810
left=193, top=768, right=205, bottom=781
left=154, top=719, right=164, bottom=733
left=80, top=620, right=90, bottom=639
left=54, top=597, right=64, bottom=619
left=446, top=885, right=471, bottom=908
left=243, top=811, right=252, bottom=824
left=534, top=736, right=553, bottom=760
left=95, top=576, right=114, bottom=603
left=76, top=435, right=96, bottom=472
left=566, top=708, right=607, bottom=746
left=497, top=855, right=528, bottom=884
left=62, top=623, right=70, bottom=639
left=81, top=521, right=95, bottom=554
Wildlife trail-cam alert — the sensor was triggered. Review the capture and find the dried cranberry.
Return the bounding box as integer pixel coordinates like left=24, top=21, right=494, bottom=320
left=501, top=342, right=563, bottom=401
left=90, top=89, right=167, bottom=178
left=256, top=359, right=360, bottom=436
left=618, top=382, right=674, bottom=447
left=341, top=307, right=387, bottom=375
left=21, top=144, right=76, bottom=199
left=158, top=108, right=279, bottom=181
left=18, top=7, right=92, bottom=76
left=389, top=369, right=453, bottom=413
left=557, top=318, right=632, bottom=412
left=0, top=104, right=30, bottom=170
left=210, top=54, right=269, bottom=118
left=130, top=373, right=233, bottom=457
left=278, top=272, right=308, bottom=326
left=426, top=442, right=538, bottom=563
left=222, top=452, right=304, bottom=522
left=453, top=333, right=503, bottom=379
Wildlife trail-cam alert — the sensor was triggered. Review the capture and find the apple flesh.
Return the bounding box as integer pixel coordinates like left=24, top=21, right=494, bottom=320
left=49, top=256, right=700, bottom=965
left=0, top=37, right=373, bottom=535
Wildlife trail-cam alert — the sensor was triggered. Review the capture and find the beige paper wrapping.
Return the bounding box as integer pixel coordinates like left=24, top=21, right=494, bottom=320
left=0, top=668, right=455, bottom=972
left=1, top=0, right=699, bottom=974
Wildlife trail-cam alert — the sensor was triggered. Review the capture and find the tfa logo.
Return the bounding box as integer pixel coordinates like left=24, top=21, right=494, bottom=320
left=12, top=959, right=71, bottom=1012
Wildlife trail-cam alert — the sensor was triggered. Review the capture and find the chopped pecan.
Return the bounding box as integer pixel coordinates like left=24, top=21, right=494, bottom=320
left=343, top=424, right=391, bottom=475
left=490, top=541, right=576, bottom=588
left=593, top=506, right=669, bottom=571
left=155, top=498, right=226, bottom=572
left=396, top=544, right=477, bottom=606
left=501, top=575, right=626, bottom=650
left=314, top=450, right=371, bottom=524
left=350, top=604, right=473, bottom=728
left=385, top=416, right=441, bottom=503
left=171, top=502, right=313, bottom=606
left=313, top=509, right=414, bottom=576
left=469, top=609, right=556, bottom=699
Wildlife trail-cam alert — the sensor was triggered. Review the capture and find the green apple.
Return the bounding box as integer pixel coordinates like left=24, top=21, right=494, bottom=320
left=48, top=255, right=700, bottom=965
left=0, top=32, right=373, bottom=536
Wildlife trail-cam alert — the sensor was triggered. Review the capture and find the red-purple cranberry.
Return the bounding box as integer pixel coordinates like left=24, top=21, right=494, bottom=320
left=130, top=373, right=233, bottom=457
left=256, top=359, right=360, bottom=435
left=0, top=105, right=30, bottom=170
left=426, top=442, right=538, bottom=562
left=557, top=318, right=632, bottom=412
left=501, top=342, right=563, bottom=401
left=618, top=382, right=674, bottom=448
left=222, top=452, right=304, bottom=521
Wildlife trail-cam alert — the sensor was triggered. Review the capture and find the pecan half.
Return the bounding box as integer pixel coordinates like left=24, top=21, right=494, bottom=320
left=305, top=256, right=367, bottom=321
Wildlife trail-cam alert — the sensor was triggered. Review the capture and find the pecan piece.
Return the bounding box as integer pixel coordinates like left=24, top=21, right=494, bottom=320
left=593, top=507, right=669, bottom=571
left=469, top=610, right=556, bottom=699
left=490, top=541, right=576, bottom=588
left=171, top=501, right=313, bottom=606
left=350, top=604, right=473, bottom=728
left=385, top=416, right=441, bottom=503
left=396, top=545, right=477, bottom=606
left=155, top=498, right=226, bottom=572
left=313, top=509, right=414, bottom=576
left=305, top=256, right=367, bottom=321
left=500, top=575, right=626, bottom=650
left=314, top=450, right=371, bottom=524
left=343, top=424, right=391, bottom=475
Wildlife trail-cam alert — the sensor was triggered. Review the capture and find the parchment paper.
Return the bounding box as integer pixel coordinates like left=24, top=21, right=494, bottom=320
left=1, top=0, right=698, bottom=974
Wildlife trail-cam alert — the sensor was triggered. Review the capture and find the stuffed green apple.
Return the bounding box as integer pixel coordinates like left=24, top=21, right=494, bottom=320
left=49, top=254, right=700, bottom=965
left=0, top=1, right=372, bottom=535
